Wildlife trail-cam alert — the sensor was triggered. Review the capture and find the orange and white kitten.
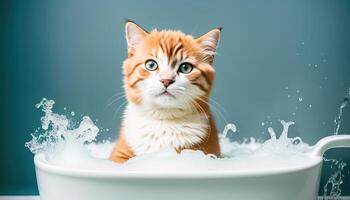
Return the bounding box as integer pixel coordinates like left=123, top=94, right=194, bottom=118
left=109, top=20, right=222, bottom=163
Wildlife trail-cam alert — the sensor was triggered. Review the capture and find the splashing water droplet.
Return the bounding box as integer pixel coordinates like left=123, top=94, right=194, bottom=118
left=267, top=127, right=276, bottom=140
left=322, top=88, right=350, bottom=199
left=221, top=123, right=237, bottom=138
left=333, top=88, right=350, bottom=135
left=323, top=160, right=347, bottom=199
left=279, top=120, right=295, bottom=141
left=25, top=98, right=99, bottom=156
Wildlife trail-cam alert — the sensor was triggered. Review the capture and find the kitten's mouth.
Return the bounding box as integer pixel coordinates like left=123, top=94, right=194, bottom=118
left=156, top=90, right=175, bottom=98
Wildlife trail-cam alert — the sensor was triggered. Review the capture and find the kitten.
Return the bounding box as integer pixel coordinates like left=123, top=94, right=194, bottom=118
left=109, top=19, right=221, bottom=163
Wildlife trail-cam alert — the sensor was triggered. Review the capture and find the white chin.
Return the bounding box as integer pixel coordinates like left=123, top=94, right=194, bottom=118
left=152, top=94, right=183, bottom=108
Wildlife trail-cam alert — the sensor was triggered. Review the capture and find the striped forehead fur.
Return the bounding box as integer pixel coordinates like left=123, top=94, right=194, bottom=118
left=108, top=21, right=222, bottom=163
left=123, top=24, right=220, bottom=105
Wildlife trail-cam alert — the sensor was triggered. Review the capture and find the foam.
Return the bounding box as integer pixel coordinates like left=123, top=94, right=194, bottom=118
left=27, top=98, right=317, bottom=173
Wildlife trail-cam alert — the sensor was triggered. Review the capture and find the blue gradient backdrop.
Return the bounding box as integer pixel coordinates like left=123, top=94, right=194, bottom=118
left=1, top=0, right=350, bottom=196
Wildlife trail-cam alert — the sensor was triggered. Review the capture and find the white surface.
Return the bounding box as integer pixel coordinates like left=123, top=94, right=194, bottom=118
left=34, top=154, right=323, bottom=200
left=0, top=197, right=38, bottom=200
left=32, top=134, right=350, bottom=200
left=310, top=135, right=350, bottom=157
left=1, top=196, right=350, bottom=200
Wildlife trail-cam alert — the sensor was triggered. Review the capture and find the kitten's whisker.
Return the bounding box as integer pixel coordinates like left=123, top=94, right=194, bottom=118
left=201, top=96, right=229, bottom=117
left=106, top=94, right=127, bottom=108
left=198, top=97, right=228, bottom=126
left=191, top=94, right=228, bottom=123
left=107, top=94, right=126, bottom=104
left=188, top=100, right=212, bottom=142
left=107, top=91, right=125, bottom=104
left=112, top=100, right=128, bottom=122
left=185, top=93, right=228, bottom=127
left=108, top=91, right=125, bottom=100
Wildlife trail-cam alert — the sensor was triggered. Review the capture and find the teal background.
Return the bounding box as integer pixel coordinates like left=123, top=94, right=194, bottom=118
left=1, top=0, right=350, bottom=196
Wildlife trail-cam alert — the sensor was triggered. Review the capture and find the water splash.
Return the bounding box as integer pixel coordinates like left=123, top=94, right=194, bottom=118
left=220, top=120, right=311, bottom=158
left=25, top=98, right=348, bottom=198
left=333, top=88, right=350, bottom=135
left=323, top=159, right=347, bottom=200
left=267, top=120, right=294, bottom=142
left=25, top=98, right=99, bottom=157
left=322, top=88, right=350, bottom=199
left=26, top=99, right=316, bottom=173
left=221, top=123, right=237, bottom=138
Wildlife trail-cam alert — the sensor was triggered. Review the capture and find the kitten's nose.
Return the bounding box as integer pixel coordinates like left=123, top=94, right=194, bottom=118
left=160, top=79, right=174, bottom=88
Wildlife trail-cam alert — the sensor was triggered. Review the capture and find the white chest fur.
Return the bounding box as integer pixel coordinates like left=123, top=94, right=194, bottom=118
left=123, top=103, right=209, bottom=155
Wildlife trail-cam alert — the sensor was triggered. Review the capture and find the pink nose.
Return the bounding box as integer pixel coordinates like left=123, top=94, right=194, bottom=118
left=160, top=79, right=174, bottom=88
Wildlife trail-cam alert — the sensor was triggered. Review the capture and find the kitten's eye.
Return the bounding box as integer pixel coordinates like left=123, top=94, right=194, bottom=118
left=178, top=62, right=193, bottom=74
left=145, top=59, right=158, bottom=71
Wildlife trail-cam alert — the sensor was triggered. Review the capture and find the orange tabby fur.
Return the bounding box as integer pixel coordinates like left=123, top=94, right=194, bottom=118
left=109, top=20, right=221, bottom=163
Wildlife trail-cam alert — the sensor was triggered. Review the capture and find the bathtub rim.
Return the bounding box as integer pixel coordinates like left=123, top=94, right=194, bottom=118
left=34, top=154, right=323, bottom=179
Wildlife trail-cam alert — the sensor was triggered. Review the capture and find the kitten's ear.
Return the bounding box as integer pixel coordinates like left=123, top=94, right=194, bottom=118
left=125, top=19, right=148, bottom=52
left=196, top=27, right=222, bottom=62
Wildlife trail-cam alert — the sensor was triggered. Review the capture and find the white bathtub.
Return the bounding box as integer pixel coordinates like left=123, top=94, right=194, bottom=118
left=34, top=135, right=350, bottom=200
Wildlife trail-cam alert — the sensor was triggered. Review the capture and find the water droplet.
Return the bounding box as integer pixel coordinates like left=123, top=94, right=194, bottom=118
left=285, top=86, right=289, bottom=90
left=71, top=112, right=75, bottom=116
left=296, top=90, right=300, bottom=93
left=314, top=64, right=318, bottom=67
left=298, top=97, right=303, bottom=102
left=308, top=64, right=312, bottom=67
left=106, top=128, right=110, bottom=132
left=333, top=88, right=350, bottom=135
left=292, top=112, right=296, bottom=116
left=63, top=107, right=67, bottom=110
left=301, top=42, right=305, bottom=45
left=261, top=122, right=265, bottom=126
left=221, top=123, right=237, bottom=138
left=287, top=94, right=291, bottom=98
left=309, top=104, right=312, bottom=108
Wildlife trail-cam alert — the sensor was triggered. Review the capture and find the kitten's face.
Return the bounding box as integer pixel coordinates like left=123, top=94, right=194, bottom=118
left=123, top=20, right=221, bottom=109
